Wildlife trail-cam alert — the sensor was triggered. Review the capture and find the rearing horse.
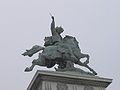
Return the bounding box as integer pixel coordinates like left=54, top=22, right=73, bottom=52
left=22, top=35, right=97, bottom=75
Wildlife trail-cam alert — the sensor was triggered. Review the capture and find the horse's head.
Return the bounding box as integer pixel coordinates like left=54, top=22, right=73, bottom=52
left=44, top=36, right=53, bottom=46
left=63, top=35, right=79, bottom=48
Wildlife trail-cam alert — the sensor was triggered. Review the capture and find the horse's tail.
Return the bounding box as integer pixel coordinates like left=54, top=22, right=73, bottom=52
left=22, top=45, right=45, bottom=57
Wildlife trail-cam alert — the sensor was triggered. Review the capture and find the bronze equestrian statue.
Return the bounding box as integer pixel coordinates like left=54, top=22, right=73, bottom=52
left=22, top=16, right=97, bottom=75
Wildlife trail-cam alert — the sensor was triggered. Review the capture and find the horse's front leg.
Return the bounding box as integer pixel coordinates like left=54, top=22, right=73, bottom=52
left=77, top=61, right=97, bottom=75
left=80, top=53, right=90, bottom=65
left=84, top=64, right=97, bottom=75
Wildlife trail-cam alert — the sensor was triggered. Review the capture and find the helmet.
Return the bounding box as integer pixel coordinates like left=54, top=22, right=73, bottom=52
left=55, top=26, right=64, bottom=34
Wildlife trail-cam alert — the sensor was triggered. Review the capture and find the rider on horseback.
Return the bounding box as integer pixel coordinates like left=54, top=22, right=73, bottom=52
left=22, top=16, right=97, bottom=75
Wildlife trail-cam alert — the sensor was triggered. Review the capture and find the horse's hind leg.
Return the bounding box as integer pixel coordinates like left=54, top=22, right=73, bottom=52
left=24, top=58, right=46, bottom=72
left=24, top=59, right=36, bottom=72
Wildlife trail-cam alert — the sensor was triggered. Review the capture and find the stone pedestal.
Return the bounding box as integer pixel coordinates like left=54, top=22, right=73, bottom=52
left=27, top=70, right=112, bottom=90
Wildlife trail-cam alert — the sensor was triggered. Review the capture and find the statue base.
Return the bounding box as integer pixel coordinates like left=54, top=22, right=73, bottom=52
left=27, top=70, right=112, bottom=90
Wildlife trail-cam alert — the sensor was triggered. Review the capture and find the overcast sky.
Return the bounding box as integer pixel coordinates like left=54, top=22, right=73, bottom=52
left=0, top=0, right=120, bottom=90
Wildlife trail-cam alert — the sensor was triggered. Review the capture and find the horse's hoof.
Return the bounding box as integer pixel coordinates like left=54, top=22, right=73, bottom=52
left=24, top=67, right=32, bottom=72
left=83, top=60, right=89, bottom=65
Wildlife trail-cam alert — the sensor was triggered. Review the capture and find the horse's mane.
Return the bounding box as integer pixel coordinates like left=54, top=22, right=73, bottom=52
left=63, top=35, right=73, bottom=39
left=63, top=35, right=78, bottom=43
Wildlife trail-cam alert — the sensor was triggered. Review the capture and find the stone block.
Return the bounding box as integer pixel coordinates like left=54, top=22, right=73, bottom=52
left=27, top=70, right=112, bottom=90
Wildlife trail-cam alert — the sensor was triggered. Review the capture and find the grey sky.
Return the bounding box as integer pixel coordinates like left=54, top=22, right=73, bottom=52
left=0, top=0, right=120, bottom=90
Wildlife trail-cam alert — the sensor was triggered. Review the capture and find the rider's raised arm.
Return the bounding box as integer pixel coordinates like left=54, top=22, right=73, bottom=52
left=50, top=16, right=58, bottom=36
